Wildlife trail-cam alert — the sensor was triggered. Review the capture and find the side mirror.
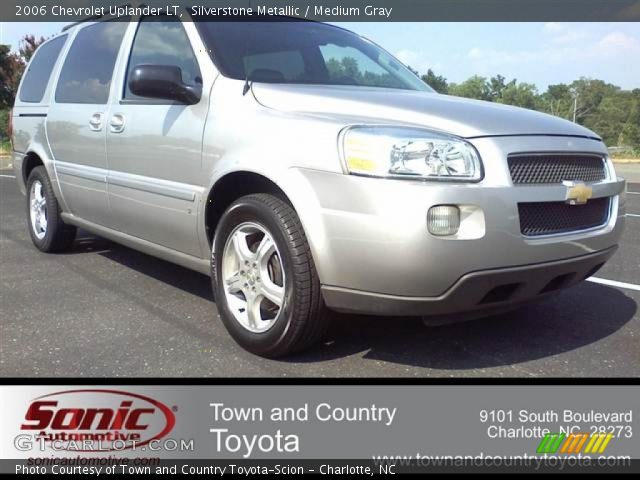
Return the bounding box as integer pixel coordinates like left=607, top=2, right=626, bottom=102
left=128, top=64, right=201, bottom=105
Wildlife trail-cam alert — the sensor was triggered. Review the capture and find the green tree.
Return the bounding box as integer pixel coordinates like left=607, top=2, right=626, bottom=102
left=569, top=78, right=619, bottom=124
left=488, top=75, right=509, bottom=101
left=0, top=35, right=47, bottom=109
left=0, top=44, right=24, bottom=108
left=498, top=82, right=539, bottom=109
left=540, top=84, right=573, bottom=119
left=407, top=65, right=639, bottom=148
left=340, top=57, right=360, bottom=81
left=1, top=34, right=48, bottom=142
left=421, top=69, right=448, bottom=93
left=325, top=57, right=400, bottom=88
left=449, top=76, right=491, bottom=101
left=406, top=65, right=419, bottom=76
left=618, top=95, right=640, bottom=147
left=325, top=58, right=343, bottom=79
left=19, top=34, right=46, bottom=62
left=582, top=93, right=626, bottom=145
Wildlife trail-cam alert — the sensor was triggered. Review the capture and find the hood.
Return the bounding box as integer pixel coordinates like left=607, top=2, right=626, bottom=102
left=251, top=83, right=600, bottom=140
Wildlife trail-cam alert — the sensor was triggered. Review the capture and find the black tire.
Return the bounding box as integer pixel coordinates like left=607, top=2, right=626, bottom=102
left=26, top=166, right=76, bottom=252
left=211, top=194, right=329, bottom=357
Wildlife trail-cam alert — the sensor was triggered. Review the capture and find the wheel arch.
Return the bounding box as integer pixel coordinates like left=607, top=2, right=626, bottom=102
left=19, top=145, right=69, bottom=212
left=202, top=168, right=332, bottom=286
left=204, top=171, right=294, bottom=246
left=22, top=151, right=45, bottom=185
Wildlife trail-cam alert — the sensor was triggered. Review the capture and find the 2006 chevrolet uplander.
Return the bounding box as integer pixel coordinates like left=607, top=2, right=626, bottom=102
left=11, top=15, right=626, bottom=356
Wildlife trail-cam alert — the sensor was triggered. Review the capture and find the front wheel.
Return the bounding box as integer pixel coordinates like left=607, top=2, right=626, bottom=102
left=211, top=194, right=329, bottom=357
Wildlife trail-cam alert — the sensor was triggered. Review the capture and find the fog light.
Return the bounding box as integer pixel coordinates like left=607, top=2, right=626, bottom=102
left=427, top=205, right=460, bottom=236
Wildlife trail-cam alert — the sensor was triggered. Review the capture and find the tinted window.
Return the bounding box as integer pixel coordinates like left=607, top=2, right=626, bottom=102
left=320, top=45, right=401, bottom=88
left=56, top=21, right=128, bottom=104
left=244, top=50, right=304, bottom=82
left=194, top=21, right=430, bottom=91
left=19, top=35, right=67, bottom=103
left=124, top=16, right=201, bottom=99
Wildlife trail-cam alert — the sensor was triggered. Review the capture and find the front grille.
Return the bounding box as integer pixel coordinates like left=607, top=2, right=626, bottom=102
left=508, top=154, right=606, bottom=184
left=518, top=197, right=610, bottom=237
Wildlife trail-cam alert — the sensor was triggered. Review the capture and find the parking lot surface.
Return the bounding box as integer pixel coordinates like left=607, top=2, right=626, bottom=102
left=1, top=168, right=639, bottom=377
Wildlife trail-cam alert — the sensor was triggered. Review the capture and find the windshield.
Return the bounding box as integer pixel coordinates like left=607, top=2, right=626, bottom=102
left=193, top=20, right=431, bottom=91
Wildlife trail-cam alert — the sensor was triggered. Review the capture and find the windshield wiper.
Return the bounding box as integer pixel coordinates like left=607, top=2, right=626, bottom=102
left=242, top=73, right=252, bottom=96
left=241, top=35, right=252, bottom=96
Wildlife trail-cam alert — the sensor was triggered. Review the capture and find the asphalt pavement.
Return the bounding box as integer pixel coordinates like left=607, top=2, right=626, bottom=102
left=1, top=168, right=639, bottom=377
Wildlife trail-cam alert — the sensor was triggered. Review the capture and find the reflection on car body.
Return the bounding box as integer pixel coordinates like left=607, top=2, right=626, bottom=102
left=11, top=14, right=625, bottom=357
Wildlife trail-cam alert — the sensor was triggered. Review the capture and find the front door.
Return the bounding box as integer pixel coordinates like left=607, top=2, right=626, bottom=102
left=105, top=16, right=207, bottom=257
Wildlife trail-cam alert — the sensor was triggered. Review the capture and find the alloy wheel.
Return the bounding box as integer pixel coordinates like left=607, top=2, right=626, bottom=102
left=221, top=222, right=286, bottom=333
left=29, top=180, right=48, bottom=240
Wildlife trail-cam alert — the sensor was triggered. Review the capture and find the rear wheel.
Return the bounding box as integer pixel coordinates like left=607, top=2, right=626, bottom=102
left=26, top=166, right=76, bottom=252
left=211, top=194, right=329, bottom=357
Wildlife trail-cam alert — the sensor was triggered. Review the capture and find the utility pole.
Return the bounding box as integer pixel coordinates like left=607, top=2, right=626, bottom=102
left=572, top=95, right=578, bottom=123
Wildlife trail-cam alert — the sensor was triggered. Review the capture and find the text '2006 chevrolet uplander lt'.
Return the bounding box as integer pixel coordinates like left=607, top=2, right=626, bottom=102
left=11, top=15, right=626, bottom=357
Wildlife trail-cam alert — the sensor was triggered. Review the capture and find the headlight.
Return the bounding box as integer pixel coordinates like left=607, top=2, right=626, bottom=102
left=341, top=126, right=483, bottom=181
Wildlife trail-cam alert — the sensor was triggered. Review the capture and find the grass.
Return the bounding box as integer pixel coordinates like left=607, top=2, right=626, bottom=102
left=611, top=149, right=640, bottom=159
left=0, top=139, right=10, bottom=155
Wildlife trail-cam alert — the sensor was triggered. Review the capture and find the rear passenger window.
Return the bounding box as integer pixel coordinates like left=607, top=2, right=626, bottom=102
left=124, top=16, right=201, bottom=100
left=19, top=35, right=67, bottom=103
left=55, top=21, right=128, bottom=104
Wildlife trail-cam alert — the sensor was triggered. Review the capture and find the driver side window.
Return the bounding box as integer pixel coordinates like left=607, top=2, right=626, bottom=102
left=124, top=16, right=201, bottom=100
left=319, top=44, right=402, bottom=88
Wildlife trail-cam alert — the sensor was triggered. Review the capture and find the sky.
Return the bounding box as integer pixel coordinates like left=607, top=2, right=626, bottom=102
left=2, top=21, right=639, bottom=91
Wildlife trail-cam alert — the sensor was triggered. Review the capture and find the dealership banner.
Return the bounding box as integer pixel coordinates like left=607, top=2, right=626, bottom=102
left=0, top=385, right=637, bottom=474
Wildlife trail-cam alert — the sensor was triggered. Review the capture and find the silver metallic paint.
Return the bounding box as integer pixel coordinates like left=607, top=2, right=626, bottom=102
left=11, top=19, right=626, bottom=316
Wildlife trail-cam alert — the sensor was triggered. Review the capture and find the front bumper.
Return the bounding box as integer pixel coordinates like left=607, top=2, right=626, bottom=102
left=321, top=246, right=617, bottom=316
left=282, top=136, right=625, bottom=316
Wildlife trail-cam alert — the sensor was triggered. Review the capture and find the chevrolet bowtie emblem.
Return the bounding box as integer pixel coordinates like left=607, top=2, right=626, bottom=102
left=564, top=181, right=593, bottom=205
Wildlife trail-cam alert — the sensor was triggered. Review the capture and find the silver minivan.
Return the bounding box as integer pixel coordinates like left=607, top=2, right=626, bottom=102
left=11, top=15, right=626, bottom=356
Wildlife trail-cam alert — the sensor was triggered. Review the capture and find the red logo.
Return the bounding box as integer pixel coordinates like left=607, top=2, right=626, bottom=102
left=21, top=389, right=175, bottom=451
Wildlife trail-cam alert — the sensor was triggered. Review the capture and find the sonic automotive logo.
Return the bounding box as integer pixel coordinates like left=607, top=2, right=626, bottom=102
left=20, top=389, right=176, bottom=452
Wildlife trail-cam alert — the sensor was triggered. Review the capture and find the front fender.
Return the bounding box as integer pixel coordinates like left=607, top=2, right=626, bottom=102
left=196, top=164, right=334, bottom=284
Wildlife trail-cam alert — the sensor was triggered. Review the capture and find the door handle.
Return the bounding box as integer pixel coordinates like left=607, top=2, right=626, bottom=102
left=109, top=113, right=126, bottom=133
left=89, top=113, right=103, bottom=131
